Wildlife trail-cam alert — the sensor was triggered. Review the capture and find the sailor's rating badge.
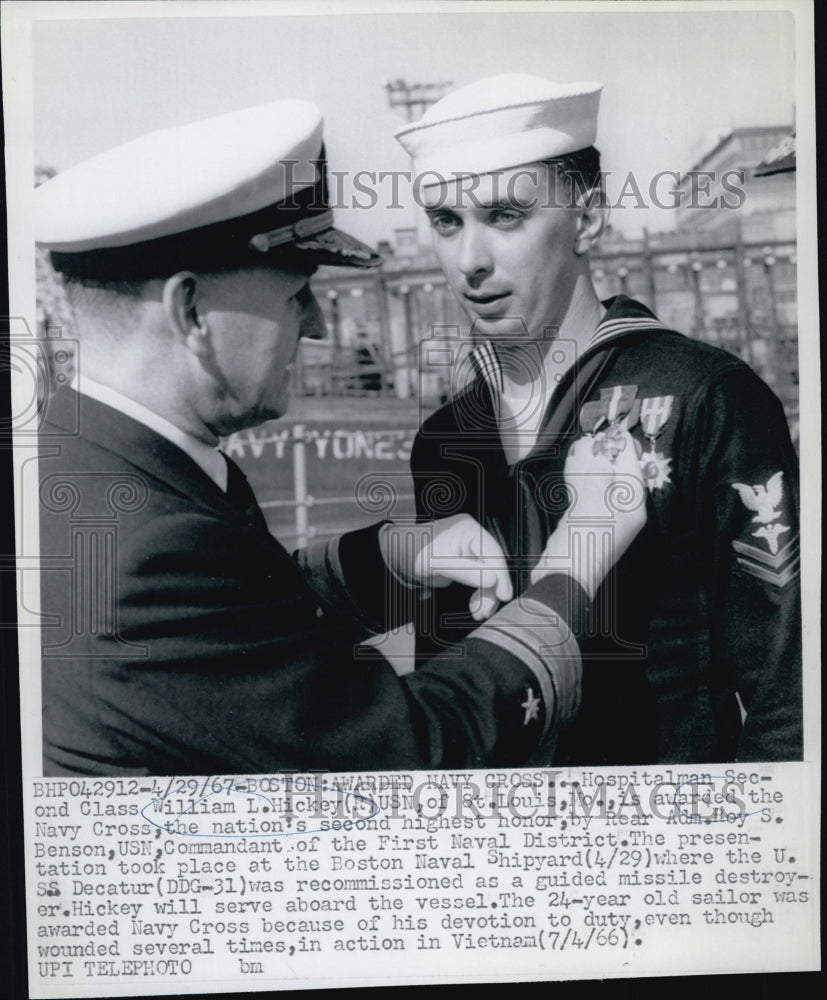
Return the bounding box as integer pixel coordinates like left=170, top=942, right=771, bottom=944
left=732, top=471, right=792, bottom=558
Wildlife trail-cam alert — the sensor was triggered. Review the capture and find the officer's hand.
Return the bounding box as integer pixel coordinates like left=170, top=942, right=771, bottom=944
left=380, top=515, right=513, bottom=621
left=530, top=429, right=647, bottom=596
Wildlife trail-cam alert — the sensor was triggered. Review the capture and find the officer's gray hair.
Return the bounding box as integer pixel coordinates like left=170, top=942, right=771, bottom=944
left=62, top=274, right=147, bottom=300
left=59, top=275, right=151, bottom=346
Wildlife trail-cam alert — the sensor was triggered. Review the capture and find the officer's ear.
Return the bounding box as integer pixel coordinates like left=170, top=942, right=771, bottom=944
left=162, top=271, right=211, bottom=356
left=573, top=185, right=608, bottom=256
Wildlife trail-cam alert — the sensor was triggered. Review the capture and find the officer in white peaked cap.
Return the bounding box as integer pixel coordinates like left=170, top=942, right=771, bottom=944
left=38, top=100, right=382, bottom=279
left=399, top=74, right=802, bottom=767
left=35, top=98, right=645, bottom=776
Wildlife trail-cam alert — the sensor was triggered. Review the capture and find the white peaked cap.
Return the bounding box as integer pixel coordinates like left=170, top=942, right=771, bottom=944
left=36, top=99, right=380, bottom=278
left=395, top=74, right=602, bottom=183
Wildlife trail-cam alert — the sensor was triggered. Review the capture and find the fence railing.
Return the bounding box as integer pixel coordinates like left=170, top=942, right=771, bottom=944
left=257, top=424, right=415, bottom=547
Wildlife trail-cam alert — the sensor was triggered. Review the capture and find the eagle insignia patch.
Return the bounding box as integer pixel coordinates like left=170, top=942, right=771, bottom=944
left=732, top=471, right=785, bottom=524
left=731, top=472, right=796, bottom=583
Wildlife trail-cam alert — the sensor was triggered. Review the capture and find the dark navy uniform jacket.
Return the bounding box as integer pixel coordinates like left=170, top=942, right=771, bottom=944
left=39, top=388, right=588, bottom=776
left=411, top=296, right=802, bottom=765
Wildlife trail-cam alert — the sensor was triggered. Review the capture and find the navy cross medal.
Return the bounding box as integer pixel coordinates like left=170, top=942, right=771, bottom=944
left=579, top=385, right=641, bottom=462
left=579, top=385, right=674, bottom=490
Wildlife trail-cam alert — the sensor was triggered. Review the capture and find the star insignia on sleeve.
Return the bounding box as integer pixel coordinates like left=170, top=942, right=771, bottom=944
left=521, top=687, right=540, bottom=726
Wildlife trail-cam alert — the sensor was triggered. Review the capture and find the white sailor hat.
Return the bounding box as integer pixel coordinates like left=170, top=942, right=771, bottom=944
left=395, top=74, right=602, bottom=182
left=36, top=100, right=381, bottom=280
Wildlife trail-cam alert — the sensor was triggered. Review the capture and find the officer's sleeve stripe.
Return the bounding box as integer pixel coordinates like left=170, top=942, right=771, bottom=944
left=296, top=534, right=385, bottom=634
left=295, top=534, right=346, bottom=606
left=472, top=597, right=582, bottom=739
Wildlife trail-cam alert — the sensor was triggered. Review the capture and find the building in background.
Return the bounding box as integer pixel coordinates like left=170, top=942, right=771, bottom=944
left=30, top=124, right=800, bottom=547
left=304, top=121, right=798, bottom=436
left=672, top=125, right=795, bottom=241
left=35, top=123, right=799, bottom=435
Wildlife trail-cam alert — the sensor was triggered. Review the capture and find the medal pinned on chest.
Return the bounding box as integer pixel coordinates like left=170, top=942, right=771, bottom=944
left=579, top=386, right=675, bottom=491
left=579, top=384, right=641, bottom=460
left=638, top=396, right=674, bottom=490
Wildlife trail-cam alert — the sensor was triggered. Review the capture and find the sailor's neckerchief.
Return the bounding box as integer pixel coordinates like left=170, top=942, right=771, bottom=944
left=466, top=295, right=667, bottom=460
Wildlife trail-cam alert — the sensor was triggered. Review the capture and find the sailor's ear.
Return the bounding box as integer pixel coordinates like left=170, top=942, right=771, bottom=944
left=574, top=188, right=608, bottom=256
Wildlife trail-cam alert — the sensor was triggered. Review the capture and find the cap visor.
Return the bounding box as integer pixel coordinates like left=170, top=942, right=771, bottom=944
left=293, top=226, right=382, bottom=269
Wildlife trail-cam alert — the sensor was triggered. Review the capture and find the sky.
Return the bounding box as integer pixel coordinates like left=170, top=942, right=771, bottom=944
left=26, top=2, right=798, bottom=245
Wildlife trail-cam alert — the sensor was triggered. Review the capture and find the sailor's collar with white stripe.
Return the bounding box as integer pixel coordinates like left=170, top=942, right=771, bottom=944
left=586, top=295, right=666, bottom=351
left=468, top=295, right=665, bottom=401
